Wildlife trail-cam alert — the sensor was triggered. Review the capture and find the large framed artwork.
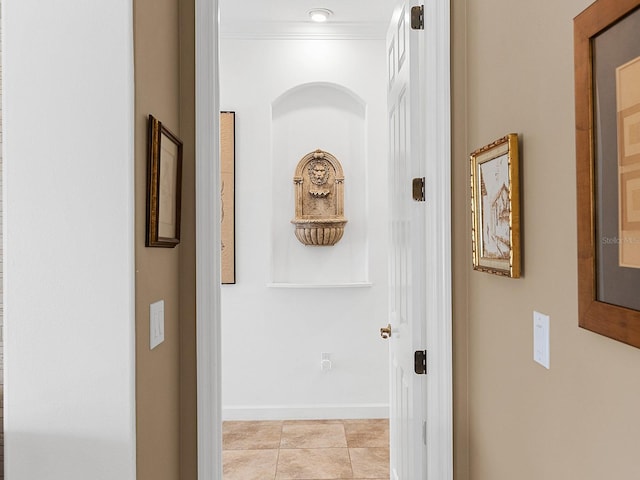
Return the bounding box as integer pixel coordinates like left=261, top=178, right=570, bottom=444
left=574, top=0, right=640, bottom=347
left=220, top=111, right=236, bottom=284
left=470, top=134, right=521, bottom=278
left=146, top=114, right=183, bottom=248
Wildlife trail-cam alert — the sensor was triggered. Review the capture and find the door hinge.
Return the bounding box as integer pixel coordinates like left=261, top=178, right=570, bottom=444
left=412, top=177, right=425, bottom=201
left=411, top=5, right=424, bottom=30
left=414, top=350, right=427, bottom=375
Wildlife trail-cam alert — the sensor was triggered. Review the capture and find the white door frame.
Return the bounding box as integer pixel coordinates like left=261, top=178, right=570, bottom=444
left=192, top=1, right=451, bottom=479
left=422, top=0, right=453, bottom=479
left=194, top=1, right=222, bottom=479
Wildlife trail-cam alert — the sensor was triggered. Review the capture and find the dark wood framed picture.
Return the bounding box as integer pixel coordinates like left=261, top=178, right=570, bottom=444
left=146, top=114, right=183, bottom=248
left=220, top=111, right=236, bottom=284
left=574, top=0, right=640, bottom=347
left=470, top=134, right=521, bottom=278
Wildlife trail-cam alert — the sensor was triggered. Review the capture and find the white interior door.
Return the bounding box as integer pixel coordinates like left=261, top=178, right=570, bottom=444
left=386, top=3, right=427, bottom=479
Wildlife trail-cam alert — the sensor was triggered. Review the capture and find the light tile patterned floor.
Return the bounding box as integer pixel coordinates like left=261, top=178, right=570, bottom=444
left=223, top=419, right=390, bottom=480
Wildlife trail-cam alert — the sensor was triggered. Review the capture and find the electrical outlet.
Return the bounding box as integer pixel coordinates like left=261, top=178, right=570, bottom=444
left=320, top=352, right=332, bottom=372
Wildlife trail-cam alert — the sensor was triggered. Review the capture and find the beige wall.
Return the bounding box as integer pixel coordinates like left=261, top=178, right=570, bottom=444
left=452, top=1, right=469, bottom=478
left=453, top=0, right=640, bottom=479
left=134, top=0, right=196, bottom=479
left=178, top=0, right=198, bottom=477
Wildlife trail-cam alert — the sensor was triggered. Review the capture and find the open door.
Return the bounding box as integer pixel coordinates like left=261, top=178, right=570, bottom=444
left=385, top=1, right=452, bottom=479
left=385, top=3, right=427, bottom=478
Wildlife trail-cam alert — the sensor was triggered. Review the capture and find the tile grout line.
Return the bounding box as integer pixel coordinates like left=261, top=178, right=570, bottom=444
left=273, top=422, right=282, bottom=480
left=343, top=421, right=356, bottom=479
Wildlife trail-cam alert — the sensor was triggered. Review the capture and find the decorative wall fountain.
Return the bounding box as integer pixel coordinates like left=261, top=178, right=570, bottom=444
left=291, top=149, right=347, bottom=246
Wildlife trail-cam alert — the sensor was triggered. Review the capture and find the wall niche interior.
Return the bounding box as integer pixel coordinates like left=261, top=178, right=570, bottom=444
left=270, top=82, right=369, bottom=286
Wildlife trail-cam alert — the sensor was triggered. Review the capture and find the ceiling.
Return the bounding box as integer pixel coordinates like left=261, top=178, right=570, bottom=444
left=219, top=0, right=396, bottom=38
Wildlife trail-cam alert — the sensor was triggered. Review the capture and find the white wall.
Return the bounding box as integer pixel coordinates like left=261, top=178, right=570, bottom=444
left=220, top=36, right=390, bottom=419
left=3, top=1, right=136, bottom=479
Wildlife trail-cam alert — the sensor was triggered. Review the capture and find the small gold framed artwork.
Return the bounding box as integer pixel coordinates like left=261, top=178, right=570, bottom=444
left=146, top=114, right=183, bottom=248
left=470, top=133, right=521, bottom=278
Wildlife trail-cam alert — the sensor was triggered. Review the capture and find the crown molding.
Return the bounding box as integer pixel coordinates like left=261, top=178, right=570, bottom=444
left=219, top=21, right=387, bottom=40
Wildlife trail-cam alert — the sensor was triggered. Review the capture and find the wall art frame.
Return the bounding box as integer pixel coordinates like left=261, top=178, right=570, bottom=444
left=146, top=114, right=183, bottom=248
left=470, top=133, right=521, bottom=278
left=220, top=111, right=236, bottom=284
left=574, top=0, right=640, bottom=348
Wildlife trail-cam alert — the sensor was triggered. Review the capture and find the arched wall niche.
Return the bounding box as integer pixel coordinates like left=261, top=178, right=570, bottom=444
left=270, top=82, right=370, bottom=286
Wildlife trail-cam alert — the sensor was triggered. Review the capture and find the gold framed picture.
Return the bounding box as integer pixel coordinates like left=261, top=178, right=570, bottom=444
left=470, top=133, right=521, bottom=278
left=574, top=0, right=640, bottom=347
left=146, top=114, right=183, bottom=248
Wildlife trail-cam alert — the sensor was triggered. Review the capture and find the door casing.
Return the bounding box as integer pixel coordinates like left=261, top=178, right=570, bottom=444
left=193, top=1, right=452, bottom=479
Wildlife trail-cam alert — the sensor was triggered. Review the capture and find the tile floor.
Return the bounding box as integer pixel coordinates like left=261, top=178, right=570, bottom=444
left=223, top=419, right=389, bottom=480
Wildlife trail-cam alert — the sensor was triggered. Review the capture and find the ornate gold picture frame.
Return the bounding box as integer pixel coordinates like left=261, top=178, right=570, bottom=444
left=146, top=114, right=183, bottom=248
left=574, top=0, right=640, bottom=347
left=470, top=134, right=521, bottom=278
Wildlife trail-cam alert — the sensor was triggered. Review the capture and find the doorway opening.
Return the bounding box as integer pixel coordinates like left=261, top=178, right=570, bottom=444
left=217, top=1, right=393, bottom=477
left=196, top=0, right=453, bottom=478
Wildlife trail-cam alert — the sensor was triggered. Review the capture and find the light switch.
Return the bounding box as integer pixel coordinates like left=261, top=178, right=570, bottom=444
left=150, top=300, right=165, bottom=350
left=533, top=311, right=550, bottom=369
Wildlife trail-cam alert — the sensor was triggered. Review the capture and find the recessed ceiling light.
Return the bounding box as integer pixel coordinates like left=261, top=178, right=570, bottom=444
left=308, top=8, right=333, bottom=23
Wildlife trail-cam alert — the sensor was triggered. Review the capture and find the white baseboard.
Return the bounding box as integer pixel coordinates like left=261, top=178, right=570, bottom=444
left=222, top=403, right=389, bottom=421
